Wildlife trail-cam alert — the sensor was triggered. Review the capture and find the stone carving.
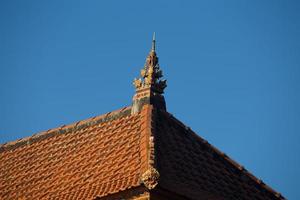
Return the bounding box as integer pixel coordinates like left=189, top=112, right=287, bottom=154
left=141, top=167, right=160, bottom=190
left=133, top=37, right=167, bottom=94
left=133, top=78, right=142, bottom=88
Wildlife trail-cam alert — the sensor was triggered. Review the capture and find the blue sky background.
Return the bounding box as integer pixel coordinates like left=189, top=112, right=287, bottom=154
left=0, top=0, right=299, bottom=199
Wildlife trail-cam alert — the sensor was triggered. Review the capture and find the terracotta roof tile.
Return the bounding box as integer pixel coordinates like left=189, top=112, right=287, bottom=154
left=0, top=106, right=148, bottom=200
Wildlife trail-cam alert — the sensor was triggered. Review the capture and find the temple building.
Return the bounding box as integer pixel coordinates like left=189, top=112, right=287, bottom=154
left=0, top=35, right=285, bottom=200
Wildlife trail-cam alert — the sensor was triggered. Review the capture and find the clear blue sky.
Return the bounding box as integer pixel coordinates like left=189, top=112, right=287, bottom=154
left=0, top=0, right=299, bottom=199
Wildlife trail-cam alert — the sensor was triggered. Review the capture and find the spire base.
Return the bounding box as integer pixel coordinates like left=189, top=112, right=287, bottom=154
left=131, top=87, right=166, bottom=114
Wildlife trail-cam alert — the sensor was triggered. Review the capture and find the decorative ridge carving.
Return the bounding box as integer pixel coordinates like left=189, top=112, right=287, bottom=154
left=141, top=167, right=160, bottom=190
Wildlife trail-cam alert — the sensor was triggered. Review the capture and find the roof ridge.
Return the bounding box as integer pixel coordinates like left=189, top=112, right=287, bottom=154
left=0, top=106, right=132, bottom=153
left=139, top=105, right=160, bottom=190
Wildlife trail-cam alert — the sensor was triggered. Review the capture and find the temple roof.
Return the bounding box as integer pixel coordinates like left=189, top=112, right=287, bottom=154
left=0, top=104, right=285, bottom=200
left=0, top=36, right=285, bottom=200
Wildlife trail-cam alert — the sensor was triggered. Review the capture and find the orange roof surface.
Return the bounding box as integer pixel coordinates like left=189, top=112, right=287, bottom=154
left=0, top=107, right=146, bottom=199
left=0, top=104, right=285, bottom=200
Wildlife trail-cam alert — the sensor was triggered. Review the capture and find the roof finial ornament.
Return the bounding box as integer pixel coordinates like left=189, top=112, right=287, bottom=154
left=133, top=33, right=166, bottom=94
left=132, top=33, right=167, bottom=113
left=151, top=32, right=156, bottom=52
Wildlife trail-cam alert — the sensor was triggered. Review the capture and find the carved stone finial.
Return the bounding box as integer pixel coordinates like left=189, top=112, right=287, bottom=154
left=132, top=34, right=167, bottom=114
left=133, top=34, right=167, bottom=94
left=141, top=167, right=160, bottom=190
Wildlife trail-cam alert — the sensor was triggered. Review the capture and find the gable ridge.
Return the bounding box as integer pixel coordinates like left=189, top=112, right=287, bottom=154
left=139, top=104, right=160, bottom=190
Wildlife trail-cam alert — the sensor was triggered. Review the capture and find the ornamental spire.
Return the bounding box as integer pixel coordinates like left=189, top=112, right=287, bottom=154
left=132, top=34, right=167, bottom=113
left=133, top=34, right=166, bottom=94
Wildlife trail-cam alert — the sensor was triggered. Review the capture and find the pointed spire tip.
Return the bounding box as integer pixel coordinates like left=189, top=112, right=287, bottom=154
left=151, top=32, right=156, bottom=52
